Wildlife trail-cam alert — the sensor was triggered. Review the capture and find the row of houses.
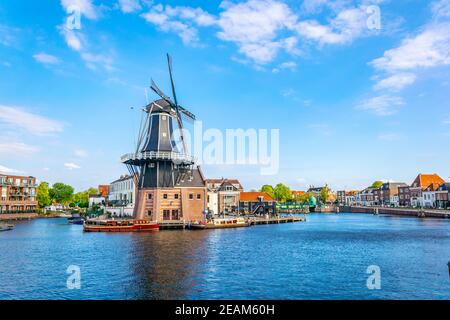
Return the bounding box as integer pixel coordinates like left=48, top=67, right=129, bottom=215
left=337, top=174, right=450, bottom=209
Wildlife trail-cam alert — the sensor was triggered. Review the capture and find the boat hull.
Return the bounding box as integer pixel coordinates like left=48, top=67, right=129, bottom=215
left=83, top=220, right=159, bottom=232
left=0, top=224, right=14, bottom=232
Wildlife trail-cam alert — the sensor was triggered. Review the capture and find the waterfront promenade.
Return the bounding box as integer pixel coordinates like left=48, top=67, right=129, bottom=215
left=342, top=205, right=450, bottom=219
left=0, top=213, right=38, bottom=221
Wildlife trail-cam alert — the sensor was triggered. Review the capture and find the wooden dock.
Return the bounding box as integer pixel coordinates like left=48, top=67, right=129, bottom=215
left=248, top=215, right=306, bottom=225
left=157, top=215, right=306, bottom=230
left=158, top=220, right=187, bottom=230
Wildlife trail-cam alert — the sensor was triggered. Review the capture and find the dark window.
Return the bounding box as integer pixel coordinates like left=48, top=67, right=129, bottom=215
left=147, top=210, right=152, bottom=216
left=163, top=194, right=168, bottom=199
left=163, top=210, right=170, bottom=220
left=189, top=193, right=194, bottom=200
left=172, top=210, right=179, bottom=220
left=174, top=194, right=179, bottom=200
left=148, top=193, right=152, bottom=200
left=197, top=193, right=201, bottom=200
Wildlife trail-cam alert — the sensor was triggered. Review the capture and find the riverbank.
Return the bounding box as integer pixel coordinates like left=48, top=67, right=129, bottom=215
left=341, top=205, right=450, bottom=219
left=0, top=213, right=38, bottom=221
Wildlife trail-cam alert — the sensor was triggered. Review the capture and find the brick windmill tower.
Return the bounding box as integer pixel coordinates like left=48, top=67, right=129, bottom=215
left=121, top=54, right=206, bottom=222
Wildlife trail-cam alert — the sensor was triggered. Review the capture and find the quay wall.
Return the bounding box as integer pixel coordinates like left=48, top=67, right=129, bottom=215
left=340, top=206, right=450, bottom=219
left=0, top=213, right=38, bottom=221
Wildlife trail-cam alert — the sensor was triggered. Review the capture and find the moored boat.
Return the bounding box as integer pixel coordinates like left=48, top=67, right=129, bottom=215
left=83, top=219, right=159, bottom=232
left=190, top=217, right=249, bottom=230
left=68, top=213, right=84, bottom=225
left=0, top=223, right=14, bottom=232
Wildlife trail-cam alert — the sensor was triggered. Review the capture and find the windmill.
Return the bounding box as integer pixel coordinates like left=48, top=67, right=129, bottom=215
left=121, top=54, right=206, bottom=221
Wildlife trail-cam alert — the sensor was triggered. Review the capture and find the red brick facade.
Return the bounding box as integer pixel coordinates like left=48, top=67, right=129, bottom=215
left=135, top=187, right=207, bottom=222
left=0, top=174, right=38, bottom=213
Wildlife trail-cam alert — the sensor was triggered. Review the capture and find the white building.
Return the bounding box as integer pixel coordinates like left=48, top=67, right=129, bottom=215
left=207, top=191, right=218, bottom=215
left=108, top=175, right=135, bottom=206
left=88, top=195, right=105, bottom=207
left=422, top=190, right=436, bottom=208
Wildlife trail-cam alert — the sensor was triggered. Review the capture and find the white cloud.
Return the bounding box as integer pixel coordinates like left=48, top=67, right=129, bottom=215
left=141, top=11, right=200, bottom=45
left=60, top=27, right=83, bottom=52
left=374, top=73, right=417, bottom=91
left=165, top=5, right=217, bottom=26
left=371, top=23, right=450, bottom=71
left=139, top=2, right=377, bottom=65
left=0, top=142, right=39, bottom=156
left=60, top=0, right=99, bottom=20
left=118, top=0, right=142, bottom=13
left=217, top=0, right=297, bottom=64
left=357, top=95, right=404, bottom=116
left=0, top=105, right=64, bottom=135
left=33, top=52, right=61, bottom=65
left=81, top=52, right=115, bottom=71
left=431, top=0, right=450, bottom=18
left=443, top=119, right=450, bottom=124
left=296, top=7, right=368, bottom=45
left=141, top=4, right=216, bottom=45
left=272, top=61, right=297, bottom=73
left=64, top=162, right=81, bottom=170
left=0, top=164, right=22, bottom=174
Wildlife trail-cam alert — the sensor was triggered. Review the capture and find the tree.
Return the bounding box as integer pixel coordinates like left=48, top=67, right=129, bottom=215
left=36, top=182, right=52, bottom=208
left=71, top=191, right=89, bottom=208
left=274, top=183, right=292, bottom=202
left=370, top=181, right=384, bottom=189
left=260, top=185, right=275, bottom=198
left=320, top=187, right=330, bottom=204
left=49, top=183, right=74, bottom=206
left=300, top=192, right=314, bottom=204
left=87, top=187, right=99, bottom=196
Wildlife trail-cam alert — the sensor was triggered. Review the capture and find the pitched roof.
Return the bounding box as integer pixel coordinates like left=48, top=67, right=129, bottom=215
left=411, top=174, right=445, bottom=190
left=240, top=192, right=275, bottom=202
left=205, top=178, right=243, bottom=190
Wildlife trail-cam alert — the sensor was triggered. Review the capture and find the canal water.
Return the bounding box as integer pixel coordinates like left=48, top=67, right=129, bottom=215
left=0, top=213, right=449, bottom=300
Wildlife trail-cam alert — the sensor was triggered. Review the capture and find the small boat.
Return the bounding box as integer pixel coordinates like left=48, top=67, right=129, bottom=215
left=83, top=219, right=159, bottom=232
left=0, top=224, right=14, bottom=232
left=68, top=213, right=84, bottom=225
left=190, top=217, right=249, bottom=230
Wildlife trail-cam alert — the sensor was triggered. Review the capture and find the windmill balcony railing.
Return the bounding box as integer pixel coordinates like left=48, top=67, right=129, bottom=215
left=121, top=151, right=196, bottom=163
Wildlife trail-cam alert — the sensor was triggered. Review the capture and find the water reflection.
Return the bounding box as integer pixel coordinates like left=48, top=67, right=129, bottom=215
left=128, top=231, right=210, bottom=299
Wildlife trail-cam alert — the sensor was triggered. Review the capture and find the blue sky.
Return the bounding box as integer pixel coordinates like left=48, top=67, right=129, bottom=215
left=0, top=0, right=450, bottom=191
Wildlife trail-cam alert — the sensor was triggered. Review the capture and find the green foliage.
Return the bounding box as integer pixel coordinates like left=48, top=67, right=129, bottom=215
left=274, top=183, right=293, bottom=202
left=71, top=191, right=89, bottom=208
left=370, top=181, right=384, bottom=189
left=36, top=182, right=52, bottom=208
left=320, top=187, right=330, bottom=203
left=260, top=185, right=275, bottom=198
left=298, top=192, right=314, bottom=204
left=87, top=187, right=99, bottom=196
left=49, top=183, right=74, bottom=206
